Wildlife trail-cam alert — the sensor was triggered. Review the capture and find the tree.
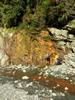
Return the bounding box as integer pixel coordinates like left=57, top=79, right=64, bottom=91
left=0, top=0, right=25, bottom=27
left=46, top=0, right=75, bottom=28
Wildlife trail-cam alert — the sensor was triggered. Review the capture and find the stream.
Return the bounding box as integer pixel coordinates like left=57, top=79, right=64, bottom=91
left=0, top=65, right=75, bottom=100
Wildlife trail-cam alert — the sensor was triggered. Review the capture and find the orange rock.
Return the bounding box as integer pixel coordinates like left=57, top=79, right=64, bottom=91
left=5, top=30, right=64, bottom=66
left=40, top=30, right=49, bottom=37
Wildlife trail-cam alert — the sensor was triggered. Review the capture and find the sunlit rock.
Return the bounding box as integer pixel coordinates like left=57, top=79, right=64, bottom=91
left=65, top=77, right=69, bottom=80
left=14, top=80, right=18, bottom=83
left=60, top=92, right=65, bottom=96
left=0, top=34, right=9, bottom=67
left=56, top=84, right=60, bottom=87
left=49, top=90, right=52, bottom=93
left=17, top=83, right=22, bottom=88
left=64, top=87, right=68, bottom=91
left=0, top=28, right=15, bottom=38
left=52, top=93, right=57, bottom=96
left=50, top=98, right=54, bottom=100
left=0, top=35, right=4, bottom=49
left=22, top=76, right=29, bottom=80
left=0, top=50, right=5, bottom=60
left=1, top=54, right=9, bottom=66
left=38, top=76, right=41, bottom=79
left=47, top=27, right=68, bottom=40
left=25, top=82, right=33, bottom=87
left=64, top=20, right=75, bottom=33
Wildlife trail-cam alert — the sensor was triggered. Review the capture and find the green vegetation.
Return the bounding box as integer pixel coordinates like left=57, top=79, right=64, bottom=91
left=0, top=0, right=75, bottom=28
left=43, top=35, right=52, bottom=41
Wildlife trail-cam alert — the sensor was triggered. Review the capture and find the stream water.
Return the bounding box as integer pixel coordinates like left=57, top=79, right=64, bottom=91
left=0, top=66, right=75, bottom=100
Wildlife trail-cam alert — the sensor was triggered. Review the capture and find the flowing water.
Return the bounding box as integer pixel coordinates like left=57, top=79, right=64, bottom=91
left=0, top=66, right=75, bottom=100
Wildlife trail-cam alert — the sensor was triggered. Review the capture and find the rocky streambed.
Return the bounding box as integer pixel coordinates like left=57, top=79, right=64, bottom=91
left=0, top=61, right=75, bottom=100
left=0, top=45, right=75, bottom=100
left=0, top=55, right=75, bottom=100
left=0, top=20, right=75, bottom=100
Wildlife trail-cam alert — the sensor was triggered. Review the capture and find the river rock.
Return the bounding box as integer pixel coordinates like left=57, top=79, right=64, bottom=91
left=57, top=41, right=66, bottom=46
left=68, top=34, right=74, bottom=39
left=47, top=27, right=68, bottom=40
left=70, top=40, right=75, bottom=53
left=64, top=20, right=75, bottom=34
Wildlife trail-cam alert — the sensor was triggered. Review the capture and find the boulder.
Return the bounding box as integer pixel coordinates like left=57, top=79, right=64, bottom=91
left=47, top=28, right=68, bottom=40
left=64, top=20, right=75, bottom=34
left=68, top=34, right=74, bottom=39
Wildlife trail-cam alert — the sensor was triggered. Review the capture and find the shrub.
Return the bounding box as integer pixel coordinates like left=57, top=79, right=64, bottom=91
left=0, top=0, right=25, bottom=27
left=46, top=0, right=75, bottom=28
left=0, top=0, right=75, bottom=28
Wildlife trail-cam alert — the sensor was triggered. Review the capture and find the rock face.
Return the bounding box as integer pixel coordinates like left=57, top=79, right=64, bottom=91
left=0, top=35, right=8, bottom=67
left=5, top=30, right=65, bottom=66
left=0, top=35, right=4, bottom=49
left=0, top=26, right=75, bottom=67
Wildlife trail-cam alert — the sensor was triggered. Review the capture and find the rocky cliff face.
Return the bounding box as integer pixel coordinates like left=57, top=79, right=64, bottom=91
left=0, top=34, right=8, bottom=66
left=0, top=19, right=75, bottom=67
left=5, top=30, right=62, bottom=67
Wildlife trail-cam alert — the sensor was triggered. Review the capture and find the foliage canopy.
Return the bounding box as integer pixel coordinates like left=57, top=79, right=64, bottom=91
left=0, top=0, right=75, bottom=28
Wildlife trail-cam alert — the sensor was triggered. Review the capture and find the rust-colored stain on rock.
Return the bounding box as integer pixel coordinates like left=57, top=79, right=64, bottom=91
left=5, top=30, right=65, bottom=66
